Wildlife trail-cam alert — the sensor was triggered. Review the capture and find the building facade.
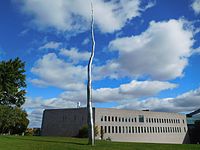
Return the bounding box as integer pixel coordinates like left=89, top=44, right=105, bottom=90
left=41, top=107, right=189, bottom=144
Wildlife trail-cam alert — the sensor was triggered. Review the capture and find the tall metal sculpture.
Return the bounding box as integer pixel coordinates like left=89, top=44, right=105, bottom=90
left=87, top=0, right=95, bottom=146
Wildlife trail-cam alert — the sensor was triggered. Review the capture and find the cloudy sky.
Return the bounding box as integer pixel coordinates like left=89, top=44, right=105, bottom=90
left=0, top=0, right=200, bottom=128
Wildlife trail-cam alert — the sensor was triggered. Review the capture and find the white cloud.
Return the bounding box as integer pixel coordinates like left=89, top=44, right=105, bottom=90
left=109, top=19, right=195, bottom=80
left=31, top=53, right=86, bottom=90
left=82, top=38, right=90, bottom=45
left=117, top=88, right=200, bottom=113
left=16, top=0, right=153, bottom=33
left=59, top=48, right=90, bottom=64
left=191, top=0, right=200, bottom=15
left=39, top=41, right=61, bottom=50
left=23, top=97, right=77, bottom=127
left=59, top=80, right=177, bottom=103
left=25, top=79, right=176, bottom=127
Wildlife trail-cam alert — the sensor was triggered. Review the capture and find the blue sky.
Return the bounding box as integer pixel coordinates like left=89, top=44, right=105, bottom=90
left=0, top=0, right=200, bottom=127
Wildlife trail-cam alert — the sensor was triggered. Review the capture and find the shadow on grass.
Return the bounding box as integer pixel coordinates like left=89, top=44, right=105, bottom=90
left=4, top=136, right=88, bottom=146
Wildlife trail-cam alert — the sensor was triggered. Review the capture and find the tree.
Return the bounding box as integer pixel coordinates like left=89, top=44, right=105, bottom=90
left=0, top=105, right=29, bottom=134
left=87, top=0, right=95, bottom=146
left=0, top=58, right=26, bottom=107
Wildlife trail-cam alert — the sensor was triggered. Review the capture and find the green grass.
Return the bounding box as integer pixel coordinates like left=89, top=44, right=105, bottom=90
left=0, top=136, right=200, bottom=150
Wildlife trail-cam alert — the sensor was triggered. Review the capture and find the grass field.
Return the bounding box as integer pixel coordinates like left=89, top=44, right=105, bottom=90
left=0, top=136, right=200, bottom=150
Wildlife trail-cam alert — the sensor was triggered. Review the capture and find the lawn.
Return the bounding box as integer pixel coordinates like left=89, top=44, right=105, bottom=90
left=0, top=136, right=200, bottom=150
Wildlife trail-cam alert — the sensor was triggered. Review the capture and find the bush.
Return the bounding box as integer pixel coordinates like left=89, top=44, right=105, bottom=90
left=78, top=125, right=99, bottom=138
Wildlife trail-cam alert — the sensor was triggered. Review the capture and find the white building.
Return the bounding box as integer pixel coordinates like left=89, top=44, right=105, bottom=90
left=41, top=107, right=189, bottom=144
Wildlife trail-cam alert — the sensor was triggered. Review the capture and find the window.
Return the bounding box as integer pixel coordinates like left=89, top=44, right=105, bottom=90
left=108, top=116, right=110, bottom=122
left=125, top=118, right=127, bottom=122
left=135, top=117, right=137, bottom=122
left=183, top=119, right=185, bottom=124
left=119, top=117, right=121, bottom=122
left=132, top=126, right=134, bottom=133
left=104, top=126, right=107, bottom=133
left=132, top=118, right=134, bottom=122
left=129, top=118, right=131, bottom=122
left=101, top=116, right=103, bottom=121
left=105, top=116, right=107, bottom=122
left=108, top=126, right=110, bottom=133
left=112, top=126, right=114, bottom=133
left=115, top=126, right=118, bottom=133
left=138, top=127, right=140, bottom=133
left=126, top=126, right=128, bottom=133
left=119, top=126, right=121, bottom=133
left=184, top=127, right=186, bottom=132
left=141, top=127, right=143, bottom=133
left=152, top=127, right=154, bottom=133
left=139, top=115, right=144, bottom=123
left=123, top=126, right=125, bottom=133
left=154, top=118, right=156, bottom=123
left=147, top=127, right=149, bottom=133
left=144, top=127, right=146, bottom=133
left=135, top=127, right=137, bottom=133
left=146, top=118, right=148, bottom=123
left=129, top=126, right=131, bottom=133
left=149, top=127, right=152, bottom=133
left=149, top=118, right=151, bottom=123
left=158, top=127, right=160, bottom=133
left=115, top=116, right=117, bottom=122
left=122, top=117, right=124, bottom=122
left=112, top=116, right=114, bottom=122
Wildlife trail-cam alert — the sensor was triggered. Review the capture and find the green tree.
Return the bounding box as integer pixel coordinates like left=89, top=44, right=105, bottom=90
left=0, top=58, right=26, bottom=107
left=0, top=105, right=29, bottom=134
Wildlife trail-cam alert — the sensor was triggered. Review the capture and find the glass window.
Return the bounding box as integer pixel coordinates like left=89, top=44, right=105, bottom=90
left=135, top=117, right=137, bottom=122
left=123, top=126, right=125, bottom=133
left=115, top=126, right=118, bottom=133
left=104, top=126, right=107, bottom=133
left=132, top=126, right=134, bottom=133
left=141, top=127, right=143, bottom=133
left=183, top=119, right=185, bottom=124
left=139, top=115, right=144, bottom=123
left=108, top=126, right=110, bottom=133
left=112, top=116, right=114, bottom=122
left=126, top=126, right=128, bottom=133
left=129, top=126, right=131, bottom=133
left=119, top=117, right=121, bottom=122
left=119, top=126, right=121, bottom=133
left=115, top=116, right=117, bottom=122
left=138, top=127, right=140, bottom=133
left=135, top=126, right=137, bottom=133
left=105, top=116, right=107, bottom=122
left=112, top=126, right=114, bottom=133
left=108, top=116, right=110, bottom=122
left=122, top=117, right=124, bottom=122
left=146, top=118, right=148, bottom=123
